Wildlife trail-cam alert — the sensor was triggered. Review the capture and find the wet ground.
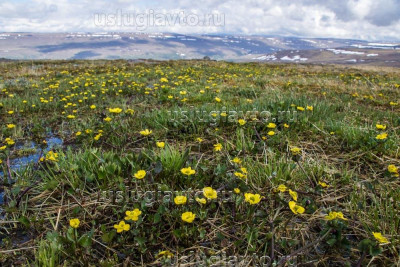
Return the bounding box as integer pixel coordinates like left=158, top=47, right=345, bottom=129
left=0, top=135, right=63, bottom=206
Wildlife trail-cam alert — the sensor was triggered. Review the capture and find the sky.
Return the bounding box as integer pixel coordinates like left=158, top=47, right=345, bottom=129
left=0, top=0, right=399, bottom=41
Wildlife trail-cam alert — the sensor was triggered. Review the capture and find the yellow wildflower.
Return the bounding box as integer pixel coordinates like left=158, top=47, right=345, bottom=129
left=114, top=221, right=130, bottom=233
left=376, top=133, right=388, bottom=140
left=238, top=119, right=246, bottom=126
left=214, top=143, right=222, bottom=151
left=124, top=209, right=142, bottom=221
left=290, top=147, right=301, bottom=155
left=276, top=184, right=287, bottom=192
left=140, top=129, right=152, bottom=136
left=195, top=197, right=207, bottom=205
left=156, top=141, right=165, bottom=148
left=231, top=157, right=242, bottom=164
left=203, top=187, right=217, bottom=200
left=181, top=167, right=196, bottom=176
left=134, top=170, right=146, bottom=179
left=181, top=212, right=196, bottom=223
left=109, top=107, right=122, bottom=114
left=69, top=218, right=80, bottom=228
left=289, top=201, right=305, bottom=214
left=174, top=196, right=187, bottom=205
left=324, top=211, right=347, bottom=221
left=372, top=232, right=389, bottom=244
left=376, top=124, right=386, bottom=130
left=244, top=193, right=262, bottom=204
left=289, top=189, right=298, bottom=201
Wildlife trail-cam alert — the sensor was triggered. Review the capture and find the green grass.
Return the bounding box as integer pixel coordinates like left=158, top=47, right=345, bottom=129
left=0, top=60, right=399, bottom=266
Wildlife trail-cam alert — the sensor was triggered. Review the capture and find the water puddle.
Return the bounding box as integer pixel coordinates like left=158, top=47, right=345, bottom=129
left=0, top=135, right=63, bottom=206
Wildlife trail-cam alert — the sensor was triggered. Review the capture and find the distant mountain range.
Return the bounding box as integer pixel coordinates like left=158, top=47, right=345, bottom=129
left=0, top=33, right=399, bottom=66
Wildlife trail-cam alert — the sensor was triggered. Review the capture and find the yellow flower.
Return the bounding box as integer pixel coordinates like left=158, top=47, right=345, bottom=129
left=324, top=211, right=347, bottom=221
left=388, top=165, right=398, bottom=173
left=160, top=77, right=169, bottom=83
left=195, top=197, right=207, bottom=204
left=76, top=131, right=82, bottom=136
left=376, top=133, right=388, bottom=140
left=289, top=201, right=305, bottom=214
left=231, top=157, right=242, bottom=164
left=7, top=124, right=16, bottom=129
left=109, top=107, right=122, bottom=114
left=203, top=187, right=217, bottom=199
left=126, top=109, right=135, bottom=115
left=181, top=167, right=196, bottom=176
left=0, top=146, right=6, bottom=150
left=104, top=117, right=112, bottom=122
left=156, top=141, right=165, bottom=148
left=376, top=124, right=386, bottom=130
left=45, top=151, right=58, bottom=162
left=114, top=220, right=130, bottom=233
left=276, top=184, right=287, bottom=192
left=234, top=188, right=240, bottom=194
left=238, top=119, right=246, bottom=126
left=284, top=123, right=289, bottom=128
left=90, top=105, right=96, bottom=109
left=267, top=131, right=275, bottom=136
left=389, top=102, right=398, bottom=106
left=181, top=212, right=196, bottom=223
left=8, top=110, right=14, bottom=114
left=234, top=171, right=247, bottom=179
left=290, top=147, right=301, bottom=155
left=244, top=193, right=262, bottom=204
left=289, top=189, right=298, bottom=201
left=69, top=218, right=80, bottom=228
left=196, top=137, right=203, bottom=143
left=214, top=143, right=222, bottom=151
left=140, top=129, right=152, bottom=136
left=124, top=209, right=142, bottom=221
left=94, top=133, right=102, bottom=141
left=215, top=97, right=221, bottom=102
left=67, top=115, right=75, bottom=119
left=318, top=181, right=329, bottom=188
left=5, top=138, right=15, bottom=145
left=134, top=170, right=146, bottom=179
left=306, top=105, right=313, bottom=111
left=0, top=159, right=2, bottom=164
left=157, top=250, right=174, bottom=258
left=297, top=106, right=305, bottom=111
left=372, top=232, right=389, bottom=244
left=267, top=122, right=276, bottom=129
left=174, top=195, right=187, bottom=205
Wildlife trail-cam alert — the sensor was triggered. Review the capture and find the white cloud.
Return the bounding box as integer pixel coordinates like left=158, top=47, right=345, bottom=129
left=0, top=0, right=399, bottom=41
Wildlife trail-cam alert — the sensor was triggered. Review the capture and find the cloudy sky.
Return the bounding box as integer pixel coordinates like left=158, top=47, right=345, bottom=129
left=0, top=0, right=399, bottom=41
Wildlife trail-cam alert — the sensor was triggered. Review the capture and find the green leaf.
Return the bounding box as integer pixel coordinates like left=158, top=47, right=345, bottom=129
left=326, top=238, right=337, bottom=246
left=153, top=213, right=161, bottom=224
left=78, top=234, right=92, bottom=248
left=370, top=246, right=382, bottom=256
left=18, top=216, right=30, bottom=228
left=66, top=227, right=76, bottom=242
left=101, top=231, right=116, bottom=243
